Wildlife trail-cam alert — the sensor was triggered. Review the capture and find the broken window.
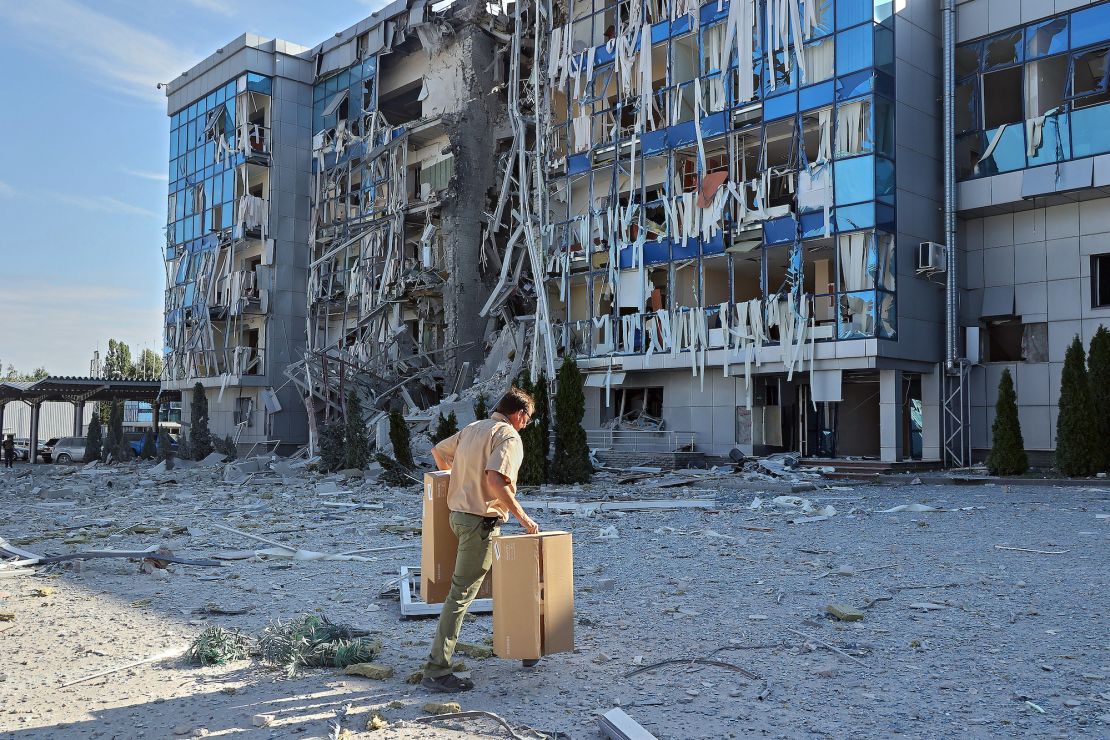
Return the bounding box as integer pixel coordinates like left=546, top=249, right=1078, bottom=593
left=602, top=387, right=664, bottom=426
left=983, top=30, right=1023, bottom=71
left=982, top=66, right=1024, bottom=128
left=235, top=397, right=254, bottom=425
left=1072, top=47, right=1110, bottom=109
left=802, top=107, right=832, bottom=164
left=835, top=99, right=872, bottom=157
left=671, top=33, right=700, bottom=85
left=701, top=22, right=725, bottom=75
left=702, top=255, right=730, bottom=306
left=1092, top=254, right=1110, bottom=308
left=671, top=83, right=697, bottom=125
left=730, top=249, right=761, bottom=303
left=955, top=78, right=978, bottom=134
left=1026, top=57, right=1068, bottom=117
left=982, top=317, right=1024, bottom=362
left=802, top=37, right=835, bottom=85
left=956, top=42, right=980, bottom=79
left=1026, top=17, right=1068, bottom=59
left=673, top=260, right=698, bottom=308
left=839, top=291, right=875, bottom=338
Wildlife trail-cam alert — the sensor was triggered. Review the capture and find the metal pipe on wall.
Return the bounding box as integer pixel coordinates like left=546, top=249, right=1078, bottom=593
left=943, top=0, right=958, bottom=371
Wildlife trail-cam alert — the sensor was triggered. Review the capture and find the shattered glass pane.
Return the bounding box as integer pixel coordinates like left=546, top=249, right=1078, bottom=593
left=1026, top=109, right=1071, bottom=166
left=983, top=30, right=1023, bottom=70
left=875, top=232, right=895, bottom=291
left=1071, top=101, right=1110, bottom=157
left=955, top=78, right=978, bottom=133
left=1072, top=47, right=1110, bottom=108
left=1025, top=17, right=1068, bottom=59
left=876, top=291, right=896, bottom=338
left=956, top=42, right=980, bottom=79
left=838, top=290, right=876, bottom=338
left=977, top=124, right=1026, bottom=175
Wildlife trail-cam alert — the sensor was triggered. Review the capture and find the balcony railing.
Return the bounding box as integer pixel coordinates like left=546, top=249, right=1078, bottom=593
left=587, top=429, right=697, bottom=454
left=164, top=347, right=265, bottom=382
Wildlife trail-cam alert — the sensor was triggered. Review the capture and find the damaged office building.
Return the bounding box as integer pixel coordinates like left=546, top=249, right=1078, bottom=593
left=161, top=0, right=1110, bottom=464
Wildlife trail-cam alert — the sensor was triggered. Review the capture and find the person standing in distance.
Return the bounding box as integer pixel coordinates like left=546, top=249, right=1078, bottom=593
left=421, top=387, right=540, bottom=693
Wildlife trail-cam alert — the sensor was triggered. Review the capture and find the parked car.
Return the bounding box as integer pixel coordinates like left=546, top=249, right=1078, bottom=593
left=10, top=437, right=60, bottom=462
left=12, top=438, right=31, bottom=462
left=126, top=431, right=178, bottom=457
left=51, top=437, right=88, bottom=464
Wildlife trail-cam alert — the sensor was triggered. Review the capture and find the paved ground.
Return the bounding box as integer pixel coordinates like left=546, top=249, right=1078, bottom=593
left=0, top=461, right=1107, bottom=739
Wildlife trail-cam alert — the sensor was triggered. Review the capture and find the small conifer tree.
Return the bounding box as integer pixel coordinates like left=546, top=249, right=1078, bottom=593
left=188, top=383, right=213, bottom=460
left=552, top=356, right=592, bottom=484
left=474, top=393, right=488, bottom=421
left=516, top=374, right=543, bottom=486
left=344, top=393, right=371, bottom=470
left=389, top=409, right=414, bottom=470
left=1088, top=326, right=1110, bottom=470
left=84, top=411, right=103, bottom=463
left=319, top=420, right=346, bottom=472
left=140, top=428, right=157, bottom=460
left=1056, top=336, right=1099, bottom=476
left=430, top=411, right=459, bottom=444
left=535, top=370, right=551, bottom=482
left=986, top=368, right=1028, bottom=476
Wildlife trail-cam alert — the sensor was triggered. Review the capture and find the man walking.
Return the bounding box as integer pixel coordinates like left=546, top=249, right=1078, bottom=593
left=3, top=434, right=15, bottom=469
left=422, top=387, right=540, bottom=693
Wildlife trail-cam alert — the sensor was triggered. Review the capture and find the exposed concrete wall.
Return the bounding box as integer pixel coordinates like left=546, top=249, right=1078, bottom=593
left=439, top=9, right=506, bottom=378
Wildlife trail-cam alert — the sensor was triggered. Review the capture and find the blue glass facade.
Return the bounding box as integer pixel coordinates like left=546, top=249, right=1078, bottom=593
left=550, top=0, right=897, bottom=357
left=956, top=0, right=1110, bottom=179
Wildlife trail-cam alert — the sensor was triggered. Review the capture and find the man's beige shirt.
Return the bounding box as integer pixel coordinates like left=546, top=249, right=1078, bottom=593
left=433, top=412, right=524, bottom=519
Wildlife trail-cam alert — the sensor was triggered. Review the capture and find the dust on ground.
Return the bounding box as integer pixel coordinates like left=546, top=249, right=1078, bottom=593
left=1, top=459, right=1108, bottom=739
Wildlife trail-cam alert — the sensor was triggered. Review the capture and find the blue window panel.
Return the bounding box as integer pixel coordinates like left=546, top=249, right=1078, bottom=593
left=979, top=125, right=1026, bottom=175
left=618, top=244, right=635, bottom=268
left=874, top=25, right=894, bottom=74
left=836, top=69, right=873, bottom=99
left=703, top=231, right=726, bottom=255
left=1071, top=3, right=1110, bottom=49
left=363, top=57, right=377, bottom=77
left=644, top=239, right=671, bottom=264
left=800, top=211, right=829, bottom=239
left=836, top=0, right=872, bottom=29
left=837, top=25, right=873, bottom=75
left=183, top=283, right=196, bottom=308
left=875, top=0, right=894, bottom=24
left=1026, top=17, right=1068, bottom=58
left=834, top=155, right=875, bottom=205
left=596, top=44, right=615, bottom=64
left=701, top=1, right=727, bottom=25
left=877, top=291, right=896, bottom=339
left=876, top=203, right=896, bottom=231
left=337, top=69, right=351, bottom=90
left=651, top=22, right=670, bottom=44
left=668, top=121, right=698, bottom=147
left=701, top=111, right=727, bottom=136
left=875, top=156, right=895, bottom=201
left=673, top=237, right=700, bottom=260
left=839, top=290, right=877, bottom=338
left=763, top=215, right=796, bottom=245
left=1027, top=111, right=1071, bottom=166
left=175, top=257, right=189, bottom=284
left=811, top=0, right=834, bottom=37
left=834, top=203, right=876, bottom=231
left=874, top=70, right=894, bottom=98
left=799, top=81, right=835, bottom=111
left=246, top=73, right=272, bottom=95
left=671, top=14, right=691, bottom=36
left=763, top=92, right=797, bottom=120
left=1072, top=102, right=1110, bottom=158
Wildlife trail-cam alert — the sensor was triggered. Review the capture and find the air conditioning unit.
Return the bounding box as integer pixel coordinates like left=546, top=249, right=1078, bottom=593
left=916, top=241, right=947, bottom=273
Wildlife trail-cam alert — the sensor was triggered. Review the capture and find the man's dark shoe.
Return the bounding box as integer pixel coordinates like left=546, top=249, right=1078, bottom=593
left=521, top=658, right=540, bottom=667
left=421, top=673, right=474, bottom=693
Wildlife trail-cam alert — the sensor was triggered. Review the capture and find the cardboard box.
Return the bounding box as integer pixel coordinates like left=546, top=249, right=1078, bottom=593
left=491, top=531, right=574, bottom=660
left=421, top=471, right=493, bottom=604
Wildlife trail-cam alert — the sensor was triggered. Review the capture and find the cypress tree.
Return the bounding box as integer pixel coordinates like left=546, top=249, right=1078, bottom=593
left=1088, top=326, right=1110, bottom=470
left=474, top=393, right=488, bottom=421
left=552, top=356, right=592, bottom=484
left=430, top=411, right=459, bottom=444
left=188, top=383, right=213, bottom=460
left=986, top=368, right=1028, bottom=476
left=84, top=411, right=103, bottom=463
left=389, top=409, right=414, bottom=470
left=140, top=429, right=157, bottom=460
left=517, top=374, right=545, bottom=487
left=319, top=420, right=346, bottom=472
left=1056, top=335, right=1099, bottom=476
left=535, top=370, right=551, bottom=483
left=344, top=393, right=371, bottom=470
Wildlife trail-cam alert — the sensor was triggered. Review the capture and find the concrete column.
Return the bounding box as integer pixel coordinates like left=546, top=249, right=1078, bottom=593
left=153, top=401, right=161, bottom=433
left=0, top=402, right=6, bottom=436
left=29, top=402, right=40, bottom=465
left=921, top=366, right=942, bottom=461
left=879, top=369, right=903, bottom=463
left=73, top=401, right=85, bottom=437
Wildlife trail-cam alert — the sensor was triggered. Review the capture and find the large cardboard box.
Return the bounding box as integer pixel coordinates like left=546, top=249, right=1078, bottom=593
left=421, top=471, right=493, bottom=604
left=491, top=531, right=574, bottom=660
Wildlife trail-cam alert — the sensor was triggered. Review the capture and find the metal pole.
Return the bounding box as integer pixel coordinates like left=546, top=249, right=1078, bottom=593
left=29, top=402, right=40, bottom=465
left=943, top=0, right=958, bottom=372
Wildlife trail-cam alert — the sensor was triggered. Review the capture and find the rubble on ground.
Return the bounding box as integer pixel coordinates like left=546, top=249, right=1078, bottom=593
left=0, top=457, right=1107, bottom=738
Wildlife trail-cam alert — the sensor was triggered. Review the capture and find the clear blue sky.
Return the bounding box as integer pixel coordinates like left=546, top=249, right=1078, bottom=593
left=0, top=0, right=385, bottom=376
